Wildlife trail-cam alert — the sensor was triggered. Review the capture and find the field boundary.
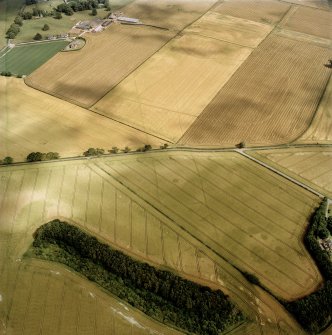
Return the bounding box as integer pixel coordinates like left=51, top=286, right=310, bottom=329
left=236, top=149, right=326, bottom=199
left=90, top=0, right=224, bottom=109
left=247, top=149, right=332, bottom=199
left=290, top=71, right=332, bottom=144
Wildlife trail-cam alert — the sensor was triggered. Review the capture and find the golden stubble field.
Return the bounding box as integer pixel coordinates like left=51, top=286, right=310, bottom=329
left=97, top=151, right=321, bottom=300
left=0, top=153, right=310, bottom=335
left=26, top=24, right=175, bottom=108
left=213, top=0, right=291, bottom=24
left=280, top=6, right=332, bottom=39
left=250, top=147, right=332, bottom=198
left=180, top=34, right=331, bottom=146
left=25, top=0, right=220, bottom=108
left=0, top=77, right=162, bottom=162
left=282, top=0, right=330, bottom=9
left=297, top=75, right=332, bottom=144
left=92, top=11, right=271, bottom=142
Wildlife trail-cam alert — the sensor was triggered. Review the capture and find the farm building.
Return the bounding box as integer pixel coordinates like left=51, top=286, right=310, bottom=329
left=76, top=21, right=91, bottom=30
left=117, top=17, right=140, bottom=24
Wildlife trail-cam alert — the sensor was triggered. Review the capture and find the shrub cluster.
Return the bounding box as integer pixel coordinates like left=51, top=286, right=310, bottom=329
left=26, top=152, right=59, bottom=162
left=0, top=156, right=13, bottom=165
left=31, top=220, right=244, bottom=335
left=83, top=148, right=104, bottom=156
left=0, top=71, right=12, bottom=77
left=6, top=23, right=21, bottom=39
left=136, top=144, right=152, bottom=152
left=56, top=0, right=106, bottom=16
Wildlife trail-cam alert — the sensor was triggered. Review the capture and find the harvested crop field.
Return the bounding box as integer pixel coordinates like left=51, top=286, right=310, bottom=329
left=93, top=29, right=252, bottom=142
left=213, top=0, right=291, bottom=25
left=180, top=34, right=332, bottom=146
left=0, top=155, right=309, bottom=335
left=1, top=260, right=182, bottom=335
left=25, top=0, right=221, bottom=108
left=0, top=77, right=162, bottom=162
left=123, top=0, right=217, bottom=31
left=280, top=6, right=332, bottom=40
left=282, top=0, right=330, bottom=9
left=97, top=151, right=321, bottom=300
left=26, top=25, right=174, bottom=107
left=297, top=76, right=332, bottom=144
left=0, top=40, right=68, bottom=76
left=250, top=147, right=332, bottom=198
left=184, top=11, right=273, bottom=48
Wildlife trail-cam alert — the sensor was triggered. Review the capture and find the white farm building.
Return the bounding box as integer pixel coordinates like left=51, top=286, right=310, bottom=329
left=117, top=17, right=140, bottom=24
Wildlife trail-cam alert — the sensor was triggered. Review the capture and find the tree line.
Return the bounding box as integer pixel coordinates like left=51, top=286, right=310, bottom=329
left=56, top=0, right=110, bottom=16
left=284, top=198, right=332, bottom=334
left=30, top=220, right=244, bottom=335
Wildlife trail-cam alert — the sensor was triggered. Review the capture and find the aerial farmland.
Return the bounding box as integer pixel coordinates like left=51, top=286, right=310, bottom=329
left=0, top=0, right=332, bottom=334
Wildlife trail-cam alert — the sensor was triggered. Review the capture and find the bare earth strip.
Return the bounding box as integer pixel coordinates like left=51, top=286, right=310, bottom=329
left=280, top=6, right=332, bottom=39
left=180, top=34, right=331, bottom=146
left=93, top=11, right=271, bottom=142
left=296, top=75, right=332, bottom=143
left=0, top=77, right=163, bottom=162
left=0, top=155, right=309, bottom=335
left=249, top=147, right=332, bottom=198
left=212, top=0, right=291, bottom=25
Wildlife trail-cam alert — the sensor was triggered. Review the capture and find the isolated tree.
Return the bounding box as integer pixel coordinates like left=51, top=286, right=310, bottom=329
left=109, top=146, right=119, bottom=154
left=160, top=143, right=168, bottom=149
left=238, top=141, right=246, bottom=149
left=143, top=144, right=152, bottom=152
left=2, top=157, right=13, bottom=165
left=123, top=146, right=130, bottom=153
left=54, top=11, right=62, bottom=19
left=91, top=8, right=97, bottom=16
left=33, top=33, right=42, bottom=40
left=27, top=152, right=43, bottom=162
left=42, top=24, right=50, bottom=31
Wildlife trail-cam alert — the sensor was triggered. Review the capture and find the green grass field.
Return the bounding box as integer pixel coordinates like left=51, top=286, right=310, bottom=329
left=0, top=40, right=68, bottom=75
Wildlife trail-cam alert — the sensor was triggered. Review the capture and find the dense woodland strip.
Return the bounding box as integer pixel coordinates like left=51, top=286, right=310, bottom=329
left=285, top=199, right=332, bottom=334
left=28, top=220, right=244, bottom=335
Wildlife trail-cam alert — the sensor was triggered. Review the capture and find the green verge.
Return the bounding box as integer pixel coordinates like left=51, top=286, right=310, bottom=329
left=26, top=220, right=245, bottom=335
